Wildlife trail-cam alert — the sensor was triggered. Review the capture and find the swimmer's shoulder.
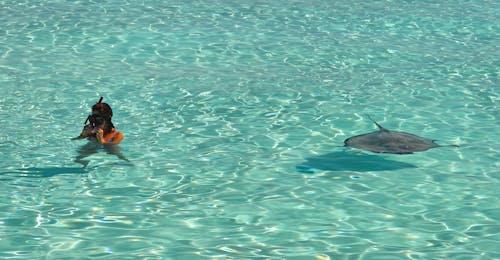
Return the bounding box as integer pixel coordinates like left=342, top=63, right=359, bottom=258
left=112, top=129, right=124, bottom=144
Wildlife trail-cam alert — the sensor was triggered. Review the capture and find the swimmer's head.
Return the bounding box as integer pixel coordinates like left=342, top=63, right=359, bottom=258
left=88, top=97, right=115, bottom=132
left=91, top=97, right=113, bottom=119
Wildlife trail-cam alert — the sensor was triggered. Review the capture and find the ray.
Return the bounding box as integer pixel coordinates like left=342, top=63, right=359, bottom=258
left=344, top=117, right=453, bottom=154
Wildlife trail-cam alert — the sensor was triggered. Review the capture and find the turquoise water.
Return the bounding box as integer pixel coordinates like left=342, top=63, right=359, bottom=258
left=1, top=0, right=499, bottom=258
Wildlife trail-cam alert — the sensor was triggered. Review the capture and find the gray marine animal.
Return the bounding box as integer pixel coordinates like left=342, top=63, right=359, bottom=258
left=344, top=117, right=457, bottom=154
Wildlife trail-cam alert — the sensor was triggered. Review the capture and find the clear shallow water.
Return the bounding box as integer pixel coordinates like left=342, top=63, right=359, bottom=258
left=0, top=0, right=499, bottom=258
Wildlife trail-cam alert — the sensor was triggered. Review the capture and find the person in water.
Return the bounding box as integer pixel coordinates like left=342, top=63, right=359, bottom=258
left=74, top=97, right=124, bottom=145
left=73, top=97, right=127, bottom=167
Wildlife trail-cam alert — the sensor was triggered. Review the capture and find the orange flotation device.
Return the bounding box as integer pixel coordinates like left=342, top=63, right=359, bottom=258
left=101, top=128, right=124, bottom=145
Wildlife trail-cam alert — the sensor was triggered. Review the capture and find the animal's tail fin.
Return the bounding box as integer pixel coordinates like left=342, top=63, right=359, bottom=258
left=433, top=140, right=460, bottom=148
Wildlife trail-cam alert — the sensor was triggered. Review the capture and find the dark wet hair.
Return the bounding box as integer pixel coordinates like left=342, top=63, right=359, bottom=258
left=91, top=99, right=115, bottom=135
left=92, top=102, right=113, bottom=118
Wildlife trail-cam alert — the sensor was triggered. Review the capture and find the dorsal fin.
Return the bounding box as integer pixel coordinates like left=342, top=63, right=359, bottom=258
left=366, top=115, right=388, bottom=131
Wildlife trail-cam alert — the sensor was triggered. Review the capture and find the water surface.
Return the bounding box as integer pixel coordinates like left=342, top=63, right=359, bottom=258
left=0, top=0, right=499, bottom=258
